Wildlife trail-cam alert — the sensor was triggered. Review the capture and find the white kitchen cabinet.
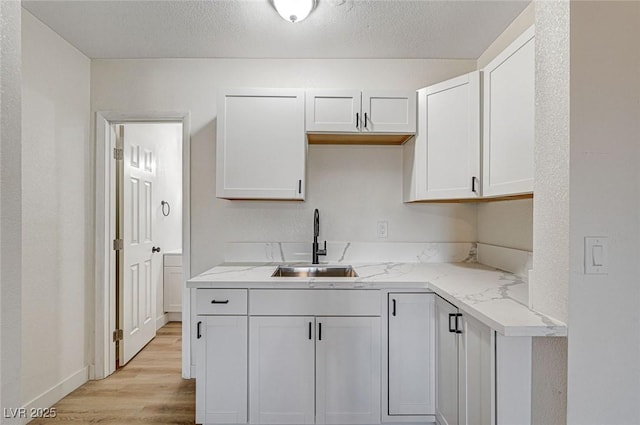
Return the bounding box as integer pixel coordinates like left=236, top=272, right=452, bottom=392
left=458, top=313, right=494, bottom=425
left=248, top=289, right=381, bottom=425
left=163, top=252, right=182, bottom=313
left=436, top=296, right=459, bottom=425
left=216, top=88, right=306, bottom=200
left=387, top=293, right=435, bottom=417
left=435, top=295, right=531, bottom=425
left=306, top=89, right=416, bottom=135
left=249, top=316, right=315, bottom=424
left=482, top=26, right=535, bottom=197
left=404, top=72, right=481, bottom=202
left=196, top=316, right=248, bottom=425
left=316, top=316, right=381, bottom=425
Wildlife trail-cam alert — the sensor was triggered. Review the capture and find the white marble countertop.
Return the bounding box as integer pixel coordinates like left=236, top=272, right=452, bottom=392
left=188, top=261, right=567, bottom=337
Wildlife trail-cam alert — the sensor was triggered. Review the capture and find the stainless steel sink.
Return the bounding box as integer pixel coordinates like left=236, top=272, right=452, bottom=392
left=271, top=265, right=358, bottom=278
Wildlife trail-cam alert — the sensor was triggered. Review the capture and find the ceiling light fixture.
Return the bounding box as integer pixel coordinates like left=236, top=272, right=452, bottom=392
left=272, top=0, right=316, bottom=23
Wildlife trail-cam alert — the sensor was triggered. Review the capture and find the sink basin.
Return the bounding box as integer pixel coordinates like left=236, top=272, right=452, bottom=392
left=271, top=265, right=358, bottom=278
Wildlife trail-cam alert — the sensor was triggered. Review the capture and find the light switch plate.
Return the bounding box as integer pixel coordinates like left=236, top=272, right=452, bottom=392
left=585, top=236, right=608, bottom=274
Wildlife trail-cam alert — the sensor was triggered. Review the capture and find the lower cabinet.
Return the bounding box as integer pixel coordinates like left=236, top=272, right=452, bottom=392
left=194, top=289, right=530, bottom=425
left=386, top=292, right=436, bottom=420
left=435, top=295, right=532, bottom=425
left=249, top=315, right=381, bottom=425
left=436, top=295, right=493, bottom=425
left=196, top=316, right=248, bottom=424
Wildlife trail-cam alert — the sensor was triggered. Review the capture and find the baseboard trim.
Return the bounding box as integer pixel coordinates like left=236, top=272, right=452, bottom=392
left=156, top=313, right=169, bottom=330
left=166, top=312, right=182, bottom=322
left=21, top=366, right=88, bottom=424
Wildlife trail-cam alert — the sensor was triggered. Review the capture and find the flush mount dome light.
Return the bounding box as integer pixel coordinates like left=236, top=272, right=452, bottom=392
left=272, top=0, right=316, bottom=23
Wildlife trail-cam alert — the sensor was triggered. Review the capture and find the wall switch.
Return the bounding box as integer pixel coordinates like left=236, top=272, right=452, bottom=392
left=585, top=237, right=608, bottom=274
left=377, top=221, right=388, bottom=239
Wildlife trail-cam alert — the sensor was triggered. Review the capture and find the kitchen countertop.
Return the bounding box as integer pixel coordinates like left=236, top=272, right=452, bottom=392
left=188, top=261, right=567, bottom=337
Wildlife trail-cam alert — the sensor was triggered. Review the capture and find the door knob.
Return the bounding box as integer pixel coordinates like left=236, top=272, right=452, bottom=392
left=152, top=246, right=161, bottom=253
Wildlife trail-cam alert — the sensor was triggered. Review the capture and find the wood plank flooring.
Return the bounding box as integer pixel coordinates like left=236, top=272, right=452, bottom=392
left=30, top=322, right=195, bottom=424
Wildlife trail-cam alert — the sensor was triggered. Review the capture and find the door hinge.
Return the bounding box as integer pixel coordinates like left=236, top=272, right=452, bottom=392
left=113, top=147, right=124, bottom=161
left=113, top=329, right=123, bottom=342
left=113, top=239, right=124, bottom=251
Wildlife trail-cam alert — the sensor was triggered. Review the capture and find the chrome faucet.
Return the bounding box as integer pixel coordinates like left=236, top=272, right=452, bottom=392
left=312, top=208, right=327, bottom=264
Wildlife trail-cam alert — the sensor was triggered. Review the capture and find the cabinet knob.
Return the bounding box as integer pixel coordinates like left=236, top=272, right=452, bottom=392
left=152, top=246, right=161, bottom=253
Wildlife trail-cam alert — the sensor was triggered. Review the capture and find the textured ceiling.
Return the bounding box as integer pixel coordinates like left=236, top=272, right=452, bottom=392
left=22, top=0, right=530, bottom=59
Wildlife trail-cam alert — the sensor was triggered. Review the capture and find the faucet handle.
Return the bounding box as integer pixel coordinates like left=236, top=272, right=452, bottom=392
left=318, top=241, right=327, bottom=256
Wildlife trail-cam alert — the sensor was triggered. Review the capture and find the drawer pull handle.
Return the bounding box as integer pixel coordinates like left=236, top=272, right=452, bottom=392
left=455, top=313, right=463, bottom=334
left=211, top=299, right=229, bottom=304
left=448, top=313, right=456, bottom=333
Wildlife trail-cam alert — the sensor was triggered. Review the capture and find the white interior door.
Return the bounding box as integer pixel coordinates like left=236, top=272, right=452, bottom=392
left=119, top=124, right=158, bottom=365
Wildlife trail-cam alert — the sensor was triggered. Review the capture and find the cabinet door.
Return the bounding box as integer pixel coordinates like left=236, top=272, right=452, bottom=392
left=459, top=314, right=494, bottom=425
left=163, top=265, right=182, bottom=313
left=362, top=90, right=416, bottom=133
left=435, top=297, right=459, bottom=425
left=414, top=72, right=480, bottom=200
left=306, top=89, right=361, bottom=133
left=249, top=317, right=315, bottom=424
left=216, top=88, right=306, bottom=200
left=388, top=293, right=435, bottom=415
left=316, top=317, right=381, bottom=424
left=482, top=26, right=535, bottom=197
left=196, top=316, right=248, bottom=424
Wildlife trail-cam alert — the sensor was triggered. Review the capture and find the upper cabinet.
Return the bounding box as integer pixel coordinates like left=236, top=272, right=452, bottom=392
left=216, top=88, right=306, bottom=200
left=306, top=90, right=416, bottom=144
left=482, top=26, right=535, bottom=197
left=404, top=71, right=481, bottom=202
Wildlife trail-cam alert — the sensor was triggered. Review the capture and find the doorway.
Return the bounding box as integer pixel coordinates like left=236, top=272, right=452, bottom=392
left=95, top=112, right=191, bottom=379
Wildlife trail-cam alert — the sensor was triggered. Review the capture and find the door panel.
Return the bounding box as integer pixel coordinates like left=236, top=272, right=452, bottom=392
left=119, top=124, right=158, bottom=365
left=316, top=317, right=381, bottom=425
left=436, top=296, right=459, bottom=425
left=249, top=316, right=315, bottom=424
left=388, top=293, right=435, bottom=415
left=459, top=314, right=494, bottom=425
left=306, top=89, right=361, bottom=132
left=197, top=316, right=248, bottom=424
left=361, top=90, right=416, bottom=133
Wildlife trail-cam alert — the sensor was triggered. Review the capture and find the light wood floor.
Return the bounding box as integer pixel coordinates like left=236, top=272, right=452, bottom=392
left=31, top=322, right=195, bottom=424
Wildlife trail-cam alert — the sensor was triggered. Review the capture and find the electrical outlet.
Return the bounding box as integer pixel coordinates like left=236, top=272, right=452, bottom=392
left=377, top=221, right=388, bottom=239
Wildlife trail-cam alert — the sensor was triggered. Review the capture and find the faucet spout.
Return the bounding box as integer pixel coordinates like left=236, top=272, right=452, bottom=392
left=312, top=208, right=327, bottom=264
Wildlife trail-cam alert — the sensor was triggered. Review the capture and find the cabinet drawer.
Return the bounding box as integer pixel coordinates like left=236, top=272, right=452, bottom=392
left=196, top=289, right=247, bottom=315
left=250, top=289, right=380, bottom=316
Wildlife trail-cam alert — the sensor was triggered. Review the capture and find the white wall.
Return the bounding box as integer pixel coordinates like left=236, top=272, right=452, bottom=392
left=1, top=1, right=23, bottom=421
left=21, top=9, right=91, bottom=411
left=567, top=2, right=640, bottom=424
left=530, top=3, right=571, bottom=423
left=91, top=58, right=478, bottom=276
left=476, top=2, right=534, bottom=252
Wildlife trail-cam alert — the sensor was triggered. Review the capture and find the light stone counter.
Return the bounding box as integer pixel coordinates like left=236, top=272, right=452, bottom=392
left=188, top=261, right=566, bottom=337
